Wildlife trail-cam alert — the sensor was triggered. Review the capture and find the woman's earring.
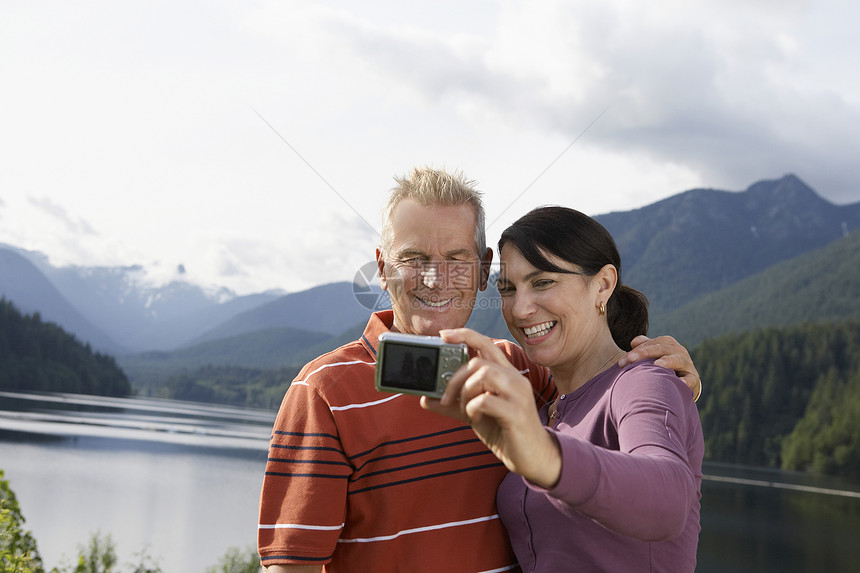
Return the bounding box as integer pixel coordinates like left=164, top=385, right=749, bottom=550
left=599, top=302, right=606, bottom=315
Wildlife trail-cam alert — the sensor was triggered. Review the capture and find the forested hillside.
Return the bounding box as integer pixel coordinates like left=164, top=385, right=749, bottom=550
left=694, top=320, right=860, bottom=478
left=128, top=322, right=370, bottom=408
left=120, top=326, right=333, bottom=391
left=0, top=248, right=121, bottom=353
left=653, top=227, right=860, bottom=347
left=0, top=298, right=131, bottom=396
left=153, top=365, right=297, bottom=410
left=126, top=321, right=369, bottom=408
left=4, top=174, right=859, bottom=480
left=597, top=174, right=860, bottom=314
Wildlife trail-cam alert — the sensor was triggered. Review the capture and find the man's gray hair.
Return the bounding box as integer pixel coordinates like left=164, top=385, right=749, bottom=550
left=380, top=166, right=487, bottom=257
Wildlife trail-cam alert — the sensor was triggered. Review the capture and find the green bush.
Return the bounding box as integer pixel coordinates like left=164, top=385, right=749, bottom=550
left=0, top=469, right=45, bottom=573
left=70, top=532, right=117, bottom=573
left=203, top=546, right=260, bottom=573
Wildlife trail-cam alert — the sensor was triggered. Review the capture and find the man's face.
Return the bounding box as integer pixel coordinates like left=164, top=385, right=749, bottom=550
left=376, top=199, right=491, bottom=336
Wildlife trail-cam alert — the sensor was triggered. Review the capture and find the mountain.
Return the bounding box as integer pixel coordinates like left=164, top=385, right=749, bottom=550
left=652, top=226, right=860, bottom=347
left=118, top=325, right=334, bottom=389
left=596, top=174, right=860, bottom=313
left=117, top=281, right=382, bottom=388
left=4, top=173, right=859, bottom=369
left=188, top=281, right=382, bottom=345
left=463, top=277, right=514, bottom=341
left=0, top=298, right=131, bottom=396
left=1, top=245, right=281, bottom=352
left=464, top=174, right=860, bottom=346
left=133, top=290, right=284, bottom=351
left=691, top=319, right=860, bottom=476
left=0, top=249, right=123, bottom=353
left=31, top=261, right=283, bottom=351
left=146, top=221, right=860, bottom=390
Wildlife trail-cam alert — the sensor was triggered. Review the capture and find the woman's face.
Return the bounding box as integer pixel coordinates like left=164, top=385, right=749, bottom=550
left=497, top=244, right=609, bottom=372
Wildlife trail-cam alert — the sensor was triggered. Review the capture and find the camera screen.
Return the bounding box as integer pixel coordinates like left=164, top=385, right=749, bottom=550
left=380, top=342, right=439, bottom=392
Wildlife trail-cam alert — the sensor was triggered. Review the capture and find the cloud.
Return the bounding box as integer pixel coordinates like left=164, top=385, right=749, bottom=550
left=162, top=207, right=381, bottom=295
left=516, top=1, right=860, bottom=203
left=2, top=1, right=858, bottom=297
left=316, top=1, right=860, bottom=203
left=27, top=196, right=98, bottom=236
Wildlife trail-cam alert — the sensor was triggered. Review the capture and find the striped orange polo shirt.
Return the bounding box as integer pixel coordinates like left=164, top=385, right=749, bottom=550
left=258, top=310, right=555, bottom=572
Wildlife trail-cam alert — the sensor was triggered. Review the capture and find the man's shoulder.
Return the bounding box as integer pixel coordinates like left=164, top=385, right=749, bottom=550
left=295, top=337, right=373, bottom=382
left=491, top=338, right=555, bottom=404
left=491, top=338, right=528, bottom=360
left=491, top=338, right=546, bottom=375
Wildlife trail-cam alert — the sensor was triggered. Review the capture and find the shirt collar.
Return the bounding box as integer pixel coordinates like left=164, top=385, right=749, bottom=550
left=359, top=310, right=394, bottom=358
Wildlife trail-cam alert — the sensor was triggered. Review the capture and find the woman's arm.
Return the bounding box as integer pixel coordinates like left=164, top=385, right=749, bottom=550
left=422, top=330, right=701, bottom=542
left=539, top=364, right=701, bottom=541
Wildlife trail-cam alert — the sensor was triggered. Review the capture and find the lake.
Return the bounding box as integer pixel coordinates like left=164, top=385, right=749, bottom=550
left=0, top=391, right=271, bottom=571
left=2, top=391, right=859, bottom=572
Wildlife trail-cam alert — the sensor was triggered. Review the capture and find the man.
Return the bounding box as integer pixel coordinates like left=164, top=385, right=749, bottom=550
left=257, top=166, right=701, bottom=572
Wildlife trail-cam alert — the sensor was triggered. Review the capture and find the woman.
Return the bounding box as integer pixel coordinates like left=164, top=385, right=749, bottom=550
left=428, top=206, right=703, bottom=572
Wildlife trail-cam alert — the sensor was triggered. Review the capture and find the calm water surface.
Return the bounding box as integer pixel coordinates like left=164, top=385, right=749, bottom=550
left=2, top=391, right=859, bottom=572
left=0, top=391, right=271, bottom=571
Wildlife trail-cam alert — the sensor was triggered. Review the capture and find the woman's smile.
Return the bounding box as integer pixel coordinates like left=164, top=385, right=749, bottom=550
left=522, top=321, right=557, bottom=341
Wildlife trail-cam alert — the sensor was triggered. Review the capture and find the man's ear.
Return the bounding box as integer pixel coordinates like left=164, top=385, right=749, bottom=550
left=375, top=247, right=389, bottom=290
left=479, top=248, right=494, bottom=291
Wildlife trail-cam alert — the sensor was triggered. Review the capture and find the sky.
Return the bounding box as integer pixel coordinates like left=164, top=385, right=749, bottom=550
left=2, top=0, right=859, bottom=296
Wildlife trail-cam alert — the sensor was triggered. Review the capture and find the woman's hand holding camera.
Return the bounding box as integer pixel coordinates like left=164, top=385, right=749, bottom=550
left=421, top=328, right=562, bottom=489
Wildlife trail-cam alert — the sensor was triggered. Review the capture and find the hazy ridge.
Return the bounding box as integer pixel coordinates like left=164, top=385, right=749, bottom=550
left=3, top=173, right=860, bottom=384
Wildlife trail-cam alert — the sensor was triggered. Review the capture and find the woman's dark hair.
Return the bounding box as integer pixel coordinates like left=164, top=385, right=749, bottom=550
left=498, top=206, right=648, bottom=351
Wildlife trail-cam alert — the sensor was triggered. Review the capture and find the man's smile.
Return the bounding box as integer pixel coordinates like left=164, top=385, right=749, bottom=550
left=416, top=296, right=454, bottom=308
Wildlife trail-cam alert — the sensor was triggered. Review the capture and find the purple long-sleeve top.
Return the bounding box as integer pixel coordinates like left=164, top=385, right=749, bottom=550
left=497, top=360, right=704, bottom=572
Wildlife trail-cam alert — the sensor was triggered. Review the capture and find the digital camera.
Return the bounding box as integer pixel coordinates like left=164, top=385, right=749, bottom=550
left=374, top=332, right=469, bottom=398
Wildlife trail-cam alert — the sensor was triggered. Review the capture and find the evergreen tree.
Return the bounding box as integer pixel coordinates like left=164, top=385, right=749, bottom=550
left=694, top=320, right=860, bottom=476
left=0, top=299, right=131, bottom=397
